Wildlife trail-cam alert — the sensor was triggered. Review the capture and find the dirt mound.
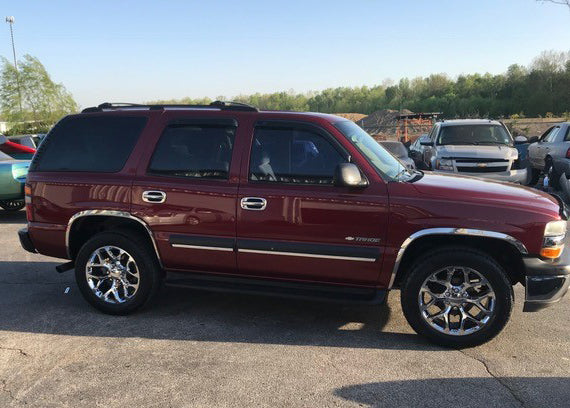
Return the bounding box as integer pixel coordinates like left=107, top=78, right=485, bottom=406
left=334, top=113, right=367, bottom=122
left=357, top=109, right=413, bottom=129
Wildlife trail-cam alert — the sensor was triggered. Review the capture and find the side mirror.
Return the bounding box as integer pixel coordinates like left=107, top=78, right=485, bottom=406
left=420, top=140, right=434, bottom=146
left=514, top=135, right=528, bottom=145
left=0, top=135, right=6, bottom=145
left=529, top=136, right=539, bottom=144
left=334, top=163, right=367, bottom=188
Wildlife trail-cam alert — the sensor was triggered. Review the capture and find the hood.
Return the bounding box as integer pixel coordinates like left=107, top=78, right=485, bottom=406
left=437, top=145, right=518, bottom=160
left=410, top=172, right=560, bottom=217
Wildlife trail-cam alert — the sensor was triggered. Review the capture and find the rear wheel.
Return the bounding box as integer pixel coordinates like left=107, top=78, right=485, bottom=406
left=75, top=231, right=162, bottom=315
left=528, top=168, right=540, bottom=186
left=0, top=199, right=25, bottom=211
left=401, top=248, right=513, bottom=348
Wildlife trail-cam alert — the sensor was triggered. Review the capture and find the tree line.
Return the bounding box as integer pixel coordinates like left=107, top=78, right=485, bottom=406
left=153, top=50, right=570, bottom=119
left=1, top=50, right=569, bottom=136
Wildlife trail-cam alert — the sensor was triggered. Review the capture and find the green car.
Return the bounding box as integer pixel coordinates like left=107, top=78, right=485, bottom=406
left=0, top=135, right=33, bottom=211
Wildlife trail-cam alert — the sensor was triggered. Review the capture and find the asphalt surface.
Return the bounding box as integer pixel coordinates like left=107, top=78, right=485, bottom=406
left=0, top=211, right=569, bottom=407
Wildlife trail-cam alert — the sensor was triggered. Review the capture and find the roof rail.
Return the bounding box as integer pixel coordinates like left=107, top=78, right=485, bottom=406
left=81, top=100, right=258, bottom=113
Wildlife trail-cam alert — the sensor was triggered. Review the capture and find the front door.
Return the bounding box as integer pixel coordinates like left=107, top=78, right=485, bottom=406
left=236, top=120, right=389, bottom=286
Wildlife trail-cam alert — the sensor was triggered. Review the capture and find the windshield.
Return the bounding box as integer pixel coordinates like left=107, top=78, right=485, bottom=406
left=334, top=120, right=413, bottom=181
left=437, top=125, right=512, bottom=146
left=379, top=141, right=408, bottom=158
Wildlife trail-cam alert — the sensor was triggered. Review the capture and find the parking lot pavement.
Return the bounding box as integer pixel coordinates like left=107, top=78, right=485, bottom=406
left=0, top=212, right=569, bottom=407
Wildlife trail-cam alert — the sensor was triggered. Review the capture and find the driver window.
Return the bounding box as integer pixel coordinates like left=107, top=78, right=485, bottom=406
left=249, top=125, right=346, bottom=185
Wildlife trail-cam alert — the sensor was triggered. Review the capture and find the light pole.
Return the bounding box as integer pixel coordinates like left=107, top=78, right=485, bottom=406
left=5, top=16, right=22, bottom=112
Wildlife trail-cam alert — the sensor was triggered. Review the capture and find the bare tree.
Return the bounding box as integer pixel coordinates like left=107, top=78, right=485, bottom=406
left=537, top=0, right=570, bottom=8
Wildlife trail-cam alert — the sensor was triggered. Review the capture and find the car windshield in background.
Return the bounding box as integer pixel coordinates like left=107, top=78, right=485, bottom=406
left=0, top=151, right=13, bottom=161
left=380, top=141, right=408, bottom=158
left=437, top=125, right=512, bottom=146
left=334, top=120, right=412, bottom=181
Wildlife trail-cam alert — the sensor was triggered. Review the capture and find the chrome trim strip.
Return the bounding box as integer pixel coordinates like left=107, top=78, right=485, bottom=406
left=388, top=227, right=529, bottom=289
left=66, top=210, right=163, bottom=267
left=171, top=244, right=234, bottom=252
left=239, top=248, right=377, bottom=262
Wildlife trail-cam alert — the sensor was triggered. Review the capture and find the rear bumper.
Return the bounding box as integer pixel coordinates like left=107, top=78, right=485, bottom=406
left=18, top=227, right=37, bottom=254
left=523, top=256, right=570, bottom=312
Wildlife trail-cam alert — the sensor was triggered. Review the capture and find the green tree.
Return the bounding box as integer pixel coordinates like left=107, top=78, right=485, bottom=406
left=0, top=54, right=78, bottom=134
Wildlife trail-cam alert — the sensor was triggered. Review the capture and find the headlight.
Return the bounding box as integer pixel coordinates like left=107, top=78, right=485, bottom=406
left=436, top=158, right=454, bottom=171
left=541, top=220, right=567, bottom=259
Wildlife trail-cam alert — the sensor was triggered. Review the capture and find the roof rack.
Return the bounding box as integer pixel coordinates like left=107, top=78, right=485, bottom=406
left=81, top=100, right=258, bottom=113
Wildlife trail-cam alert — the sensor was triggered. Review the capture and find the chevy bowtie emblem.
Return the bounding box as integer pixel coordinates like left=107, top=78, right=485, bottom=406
left=345, top=236, right=381, bottom=243
left=477, top=163, right=488, bottom=168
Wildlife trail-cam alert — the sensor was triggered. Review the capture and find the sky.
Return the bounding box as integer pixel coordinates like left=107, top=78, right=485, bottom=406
left=1, top=0, right=569, bottom=108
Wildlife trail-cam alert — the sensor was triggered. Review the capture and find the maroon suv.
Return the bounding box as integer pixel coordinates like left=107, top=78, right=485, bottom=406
left=18, top=101, right=570, bottom=347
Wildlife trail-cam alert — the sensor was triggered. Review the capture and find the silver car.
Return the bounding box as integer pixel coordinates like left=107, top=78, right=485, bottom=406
left=527, top=122, right=570, bottom=183
left=418, top=119, right=529, bottom=184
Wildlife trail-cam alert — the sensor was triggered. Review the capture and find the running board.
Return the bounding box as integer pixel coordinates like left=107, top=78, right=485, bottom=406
left=55, top=261, right=75, bottom=273
left=165, top=271, right=386, bottom=304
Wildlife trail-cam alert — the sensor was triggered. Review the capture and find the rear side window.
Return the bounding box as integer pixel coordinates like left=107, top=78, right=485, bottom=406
left=250, top=125, right=345, bottom=184
left=33, top=116, right=147, bottom=172
left=148, top=124, right=236, bottom=180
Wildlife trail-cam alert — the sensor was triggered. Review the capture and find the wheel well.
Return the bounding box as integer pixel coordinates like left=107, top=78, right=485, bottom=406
left=68, top=215, right=157, bottom=262
left=392, top=235, right=525, bottom=288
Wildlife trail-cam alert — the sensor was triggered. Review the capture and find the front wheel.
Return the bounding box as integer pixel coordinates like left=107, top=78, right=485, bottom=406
left=75, top=231, right=162, bottom=315
left=401, top=248, right=513, bottom=348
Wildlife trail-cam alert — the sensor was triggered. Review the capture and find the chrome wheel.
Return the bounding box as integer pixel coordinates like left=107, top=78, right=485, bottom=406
left=418, top=266, right=496, bottom=336
left=86, top=246, right=140, bottom=304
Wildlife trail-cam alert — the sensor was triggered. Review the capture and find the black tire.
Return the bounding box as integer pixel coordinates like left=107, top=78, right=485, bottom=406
left=0, top=199, right=25, bottom=211
left=548, top=164, right=561, bottom=190
left=528, top=168, right=540, bottom=186
left=75, top=231, right=162, bottom=315
left=401, top=247, right=513, bottom=348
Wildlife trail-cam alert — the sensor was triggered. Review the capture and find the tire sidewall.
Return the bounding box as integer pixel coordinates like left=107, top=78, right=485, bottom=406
left=401, top=249, right=513, bottom=348
left=75, top=232, right=159, bottom=315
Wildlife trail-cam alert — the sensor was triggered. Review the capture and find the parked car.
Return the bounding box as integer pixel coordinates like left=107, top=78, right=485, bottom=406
left=0, top=135, right=33, bottom=211
left=378, top=140, right=415, bottom=170
left=527, top=122, right=570, bottom=186
left=8, top=134, right=46, bottom=151
left=19, top=102, right=569, bottom=347
left=409, top=134, right=430, bottom=169
left=419, top=119, right=529, bottom=184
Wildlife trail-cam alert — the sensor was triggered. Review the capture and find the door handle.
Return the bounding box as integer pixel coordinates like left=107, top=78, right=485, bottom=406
left=142, top=190, right=166, bottom=203
left=240, top=197, right=267, bottom=211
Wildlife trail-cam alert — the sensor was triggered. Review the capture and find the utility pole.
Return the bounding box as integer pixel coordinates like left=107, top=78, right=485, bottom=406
left=5, top=16, right=22, bottom=112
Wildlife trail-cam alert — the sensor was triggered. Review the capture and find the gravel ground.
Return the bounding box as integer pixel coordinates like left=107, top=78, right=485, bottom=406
left=0, top=211, right=568, bottom=407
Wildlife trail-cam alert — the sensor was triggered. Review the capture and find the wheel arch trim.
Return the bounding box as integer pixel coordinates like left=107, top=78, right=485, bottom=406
left=388, top=227, right=528, bottom=289
left=66, top=210, right=162, bottom=267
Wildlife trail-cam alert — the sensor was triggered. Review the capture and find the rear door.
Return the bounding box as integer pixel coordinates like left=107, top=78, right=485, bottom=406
left=235, top=120, right=389, bottom=286
left=131, top=113, right=241, bottom=274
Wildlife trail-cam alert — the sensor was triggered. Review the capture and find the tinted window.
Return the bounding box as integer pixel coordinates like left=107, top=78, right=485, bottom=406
left=148, top=124, right=236, bottom=179
left=33, top=116, right=147, bottom=172
left=250, top=126, right=345, bottom=184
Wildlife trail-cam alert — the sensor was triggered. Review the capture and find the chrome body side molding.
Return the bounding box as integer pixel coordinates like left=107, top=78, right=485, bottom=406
left=388, top=228, right=529, bottom=289
left=66, top=210, right=162, bottom=267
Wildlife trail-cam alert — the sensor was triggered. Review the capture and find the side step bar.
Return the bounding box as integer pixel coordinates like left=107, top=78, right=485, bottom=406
left=165, top=271, right=386, bottom=304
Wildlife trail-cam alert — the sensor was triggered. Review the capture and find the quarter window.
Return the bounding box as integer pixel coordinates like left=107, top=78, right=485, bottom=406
left=32, top=116, right=147, bottom=172
left=250, top=125, right=345, bottom=184
left=148, top=124, right=236, bottom=179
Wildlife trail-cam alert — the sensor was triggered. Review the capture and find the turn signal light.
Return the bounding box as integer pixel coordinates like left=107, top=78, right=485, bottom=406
left=540, top=246, right=563, bottom=259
